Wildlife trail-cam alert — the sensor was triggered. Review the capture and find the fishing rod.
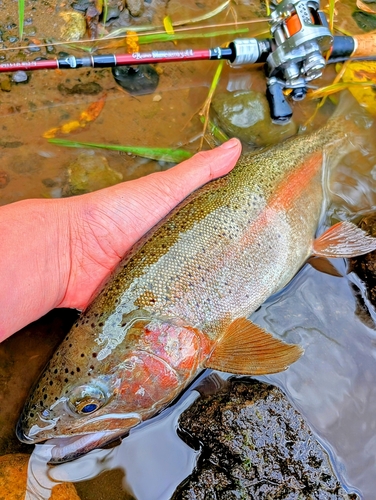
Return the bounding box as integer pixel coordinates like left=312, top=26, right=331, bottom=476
left=1, top=0, right=376, bottom=122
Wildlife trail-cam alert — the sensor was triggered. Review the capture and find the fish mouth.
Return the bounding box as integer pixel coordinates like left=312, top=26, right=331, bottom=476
left=45, top=430, right=127, bottom=464
left=16, top=417, right=38, bottom=444
left=17, top=413, right=141, bottom=463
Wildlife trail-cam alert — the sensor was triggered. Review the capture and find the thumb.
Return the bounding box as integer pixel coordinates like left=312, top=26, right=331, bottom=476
left=146, top=138, right=242, bottom=206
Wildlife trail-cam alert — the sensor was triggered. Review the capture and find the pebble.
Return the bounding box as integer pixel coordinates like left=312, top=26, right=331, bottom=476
left=12, top=71, right=29, bottom=84
left=126, top=0, right=144, bottom=17
left=0, top=171, right=10, bottom=188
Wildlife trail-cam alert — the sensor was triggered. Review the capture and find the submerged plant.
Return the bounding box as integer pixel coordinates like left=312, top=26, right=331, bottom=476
left=48, top=138, right=192, bottom=163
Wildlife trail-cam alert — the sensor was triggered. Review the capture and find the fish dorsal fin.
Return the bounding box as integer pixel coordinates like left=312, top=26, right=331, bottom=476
left=204, top=317, right=303, bottom=375
left=312, top=221, right=376, bottom=258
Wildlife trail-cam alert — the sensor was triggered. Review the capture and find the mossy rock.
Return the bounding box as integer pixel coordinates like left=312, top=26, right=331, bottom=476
left=212, top=90, right=297, bottom=147
left=63, top=153, right=123, bottom=196
left=173, top=377, right=358, bottom=499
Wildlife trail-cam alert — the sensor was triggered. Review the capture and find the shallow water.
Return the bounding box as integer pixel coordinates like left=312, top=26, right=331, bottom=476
left=1, top=0, right=376, bottom=498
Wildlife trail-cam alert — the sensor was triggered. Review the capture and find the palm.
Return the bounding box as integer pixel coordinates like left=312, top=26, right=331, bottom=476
left=59, top=143, right=241, bottom=311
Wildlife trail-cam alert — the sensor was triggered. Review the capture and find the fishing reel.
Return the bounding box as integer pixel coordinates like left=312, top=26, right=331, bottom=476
left=266, top=0, right=333, bottom=122
left=230, top=0, right=333, bottom=123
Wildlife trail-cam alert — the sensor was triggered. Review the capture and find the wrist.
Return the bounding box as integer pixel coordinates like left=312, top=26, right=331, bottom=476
left=0, top=198, right=72, bottom=341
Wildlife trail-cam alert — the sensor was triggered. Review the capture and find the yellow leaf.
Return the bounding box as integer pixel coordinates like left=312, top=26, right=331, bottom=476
left=43, top=127, right=60, bottom=139
left=126, top=31, right=139, bottom=53
left=163, top=15, right=177, bottom=45
left=61, top=120, right=82, bottom=134
left=338, top=61, right=376, bottom=115
left=356, top=0, right=376, bottom=14
left=79, top=96, right=106, bottom=123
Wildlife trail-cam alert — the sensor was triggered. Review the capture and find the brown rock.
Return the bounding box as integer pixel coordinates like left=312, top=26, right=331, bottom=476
left=0, top=453, right=80, bottom=500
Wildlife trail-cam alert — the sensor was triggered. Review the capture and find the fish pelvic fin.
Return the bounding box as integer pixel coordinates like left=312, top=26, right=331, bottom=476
left=204, top=317, right=303, bottom=375
left=312, top=221, right=376, bottom=258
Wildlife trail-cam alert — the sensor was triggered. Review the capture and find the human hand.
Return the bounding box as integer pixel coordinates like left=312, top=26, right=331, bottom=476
left=0, top=139, right=241, bottom=341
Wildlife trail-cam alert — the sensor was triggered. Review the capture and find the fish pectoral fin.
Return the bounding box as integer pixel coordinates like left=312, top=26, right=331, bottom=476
left=307, top=256, right=343, bottom=277
left=204, top=317, right=303, bottom=375
left=312, top=221, right=376, bottom=258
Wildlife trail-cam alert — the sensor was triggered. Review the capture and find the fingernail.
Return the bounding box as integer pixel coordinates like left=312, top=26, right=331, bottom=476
left=220, top=138, right=239, bottom=149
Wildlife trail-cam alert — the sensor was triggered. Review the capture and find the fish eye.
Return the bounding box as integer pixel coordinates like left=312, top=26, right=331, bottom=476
left=68, top=384, right=108, bottom=415
left=74, top=398, right=102, bottom=414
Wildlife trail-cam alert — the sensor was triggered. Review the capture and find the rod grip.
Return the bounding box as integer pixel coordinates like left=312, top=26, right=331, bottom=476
left=352, top=33, right=376, bottom=57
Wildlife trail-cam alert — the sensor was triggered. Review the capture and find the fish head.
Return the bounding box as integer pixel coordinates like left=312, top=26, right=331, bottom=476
left=17, top=316, right=198, bottom=462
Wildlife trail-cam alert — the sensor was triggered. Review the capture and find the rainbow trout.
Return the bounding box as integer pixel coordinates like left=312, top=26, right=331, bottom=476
left=17, top=102, right=376, bottom=462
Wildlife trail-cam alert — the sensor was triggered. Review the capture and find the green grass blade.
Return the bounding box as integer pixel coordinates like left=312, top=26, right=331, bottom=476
left=18, top=0, right=25, bottom=40
left=103, top=0, right=108, bottom=31
left=199, top=116, right=229, bottom=143
left=48, top=138, right=192, bottom=162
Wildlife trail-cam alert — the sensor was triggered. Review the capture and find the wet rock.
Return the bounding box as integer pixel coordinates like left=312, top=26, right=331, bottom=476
left=126, top=0, right=144, bottom=17
left=211, top=90, right=297, bottom=148
left=71, top=0, right=93, bottom=13
left=58, top=82, right=103, bottom=95
left=59, top=11, right=87, bottom=41
left=348, top=212, right=376, bottom=327
left=11, top=71, right=29, bottom=84
left=173, top=378, right=358, bottom=499
left=0, top=171, right=10, bottom=188
left=62, top=153, right=123, bottom=196
left=112, top=64, right=159, bottom=95
left=0, top=454, right=80, bottom=500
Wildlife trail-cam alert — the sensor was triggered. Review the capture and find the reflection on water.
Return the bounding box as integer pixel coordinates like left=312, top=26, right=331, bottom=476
left=26, top=387, right=201, bottom=499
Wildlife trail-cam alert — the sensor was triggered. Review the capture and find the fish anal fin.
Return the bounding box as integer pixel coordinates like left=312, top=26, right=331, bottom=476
left=307, top=256, right=343, bottom=277
left=204, top=317, right=303, bottom=375
left=312, top=221, right=376, bottom=258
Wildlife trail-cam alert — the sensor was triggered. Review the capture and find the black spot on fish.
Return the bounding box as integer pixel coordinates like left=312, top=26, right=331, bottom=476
left=90, top=365, right=94, bottom=370
left=98, top=322, right=104, bottom=327
left=70, top=371, right=74, bottom=376
left=43, top=394, right=47, bottom=400
left=64, top=378, right=68, bottom=383
left=30, top=412, right=34, bottom=418
left=69, top=344, right=72, bottom=348
left=92, top=353, right=97, bottom=358
left=49, top=381, right=53, bottom=386
left=65, top=368, right=69, bottom=374
left=77, top=367, right=80, bottom=372
left=54, top=369, right=58, bottom=374
left=81, top=353, right=85, bottom=357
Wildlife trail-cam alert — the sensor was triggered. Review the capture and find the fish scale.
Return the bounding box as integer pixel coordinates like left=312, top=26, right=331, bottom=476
left=17, top=100, right=376, bottom=462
